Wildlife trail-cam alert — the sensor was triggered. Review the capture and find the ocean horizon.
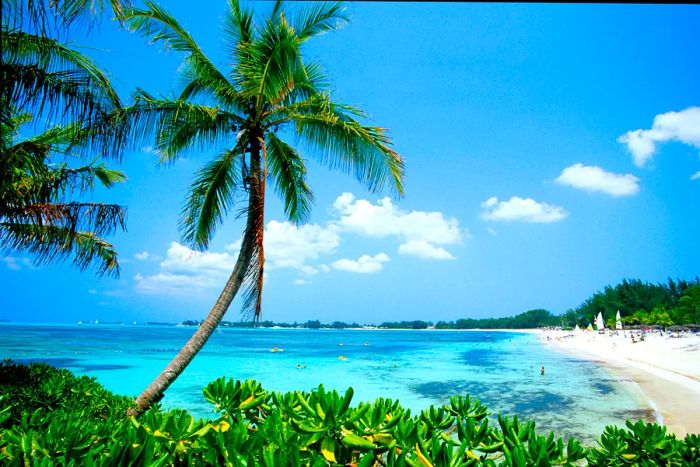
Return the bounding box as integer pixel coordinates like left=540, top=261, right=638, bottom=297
left=0, top=322, right=654, bottom=444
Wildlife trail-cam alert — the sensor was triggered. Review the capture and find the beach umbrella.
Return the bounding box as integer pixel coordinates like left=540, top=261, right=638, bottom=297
left=615, top=310, right=623, bottom=330
left=596, top=312, right=605, bottom=331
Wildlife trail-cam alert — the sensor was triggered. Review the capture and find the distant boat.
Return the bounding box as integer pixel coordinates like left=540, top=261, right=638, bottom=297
left=615, top=310, right=623, bottom=330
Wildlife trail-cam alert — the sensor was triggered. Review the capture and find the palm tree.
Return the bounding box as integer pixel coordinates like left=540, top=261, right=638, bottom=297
left=1, top=0, right=130, bottom=275
left=0, top=110, right=127, bottom=276
left=120, top=0, right=404, bottom=416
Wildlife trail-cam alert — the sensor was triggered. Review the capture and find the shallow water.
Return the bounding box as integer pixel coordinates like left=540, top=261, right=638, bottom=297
left=0, top=323, right=651, bottom=444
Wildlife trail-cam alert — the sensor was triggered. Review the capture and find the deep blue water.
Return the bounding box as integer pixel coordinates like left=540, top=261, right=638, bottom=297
left=0, top=323, right=652, bottom=443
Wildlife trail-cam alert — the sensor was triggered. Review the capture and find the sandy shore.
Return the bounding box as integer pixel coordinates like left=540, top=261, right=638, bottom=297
left=539, top=329, right=700, bottom=437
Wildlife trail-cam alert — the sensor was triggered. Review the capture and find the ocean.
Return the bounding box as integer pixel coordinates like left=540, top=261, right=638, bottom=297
left=0, top=323, right=653, bottom=444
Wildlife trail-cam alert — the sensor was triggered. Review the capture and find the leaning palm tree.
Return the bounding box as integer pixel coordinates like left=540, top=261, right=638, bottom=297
left=121, top=0, right=404, bottom=416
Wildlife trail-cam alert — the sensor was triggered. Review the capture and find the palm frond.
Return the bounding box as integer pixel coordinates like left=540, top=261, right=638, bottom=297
left=292, top=2, right=348, bottom=41
left=3, top=202, right=126, bottom=238
left=286, top=95, right=404, bottom=196
left=222, top=0, right=254, bottom=56
left=0, top=222, right=121, bottom=277
left=234, top=16, right=303, bottom=112
left=265, top=132, right=313, bottom=224
left=120, top=1, right=236, bottom=109
left=124, top=91, right=240, bottom=162
left=2, top=31, right=122, bottom=109
left=2, top=63, right=113, bottom=128
left=179, top=146, right=245, bottom=250
left=2, top=0, right=131, bottom=37
left=177, top=55, right=247, bottom=112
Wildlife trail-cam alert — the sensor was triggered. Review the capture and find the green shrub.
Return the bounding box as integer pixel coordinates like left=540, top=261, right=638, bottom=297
left=0, top=362, right=697, bottom=466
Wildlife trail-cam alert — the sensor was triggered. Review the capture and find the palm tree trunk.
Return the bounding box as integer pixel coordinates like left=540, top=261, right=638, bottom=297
left=127, top=141, right=264, bottom=417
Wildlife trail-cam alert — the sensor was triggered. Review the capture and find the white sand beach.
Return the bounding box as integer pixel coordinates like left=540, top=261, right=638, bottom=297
left=539, top=328, right=700, bottom=437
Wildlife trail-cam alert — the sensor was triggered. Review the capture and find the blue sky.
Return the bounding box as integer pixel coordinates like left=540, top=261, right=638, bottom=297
left=2, top=2, right=699, bottom=324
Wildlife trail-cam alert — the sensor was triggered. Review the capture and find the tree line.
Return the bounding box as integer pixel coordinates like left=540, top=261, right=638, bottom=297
left=182, top=278, right=700, bottom=330
left=560, top=278, right=700, bottom=328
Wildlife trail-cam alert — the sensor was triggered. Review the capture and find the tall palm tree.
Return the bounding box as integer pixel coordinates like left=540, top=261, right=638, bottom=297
left=121, top=0, right=404, bottom=416
left=1, top=0, right=130, bottom=275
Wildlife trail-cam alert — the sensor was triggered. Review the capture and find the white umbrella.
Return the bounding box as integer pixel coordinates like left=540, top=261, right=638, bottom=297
left=596, top=311, right=605, bottom=331
left=615, top=310, right=623, bottom=330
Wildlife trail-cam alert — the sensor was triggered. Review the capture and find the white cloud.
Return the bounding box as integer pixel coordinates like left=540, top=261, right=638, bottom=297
left=224, top=221, right=340, bottom=281
left=160, top=242, right=235, bottom=273
left=332, top=192, right=464, bottom=260
left=134, top=251, right=161, bottom=261
left=332, top=253, right=389, bottom=274
left=134, top=271, right=222, bottom=295
left=2, top=257, right=33, bottom=271
left=135, top=194, right=466, bottom=293
left=555, top=163, right=640, bottom=196
left=88, top=289, right=98, bottom=295
left=262, top=220, right=340, bottom=273
left=619, top=107, right=700, bottom=167
left=137, top=220, right=340, bottom=293
left=135, top=251, right=150, bottom=260
left=481, top=196, right=568, bottom=223
left=134, top=242, right=236, bottom=295
left=398, top=240, right=455, bottom=260
left=691, top=171, right=700, bottom=181
left=487, top=227, right=497, bottom=236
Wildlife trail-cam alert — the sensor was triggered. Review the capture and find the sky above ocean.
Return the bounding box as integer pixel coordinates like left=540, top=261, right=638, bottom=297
left=1, top=2, right=699, bottom=324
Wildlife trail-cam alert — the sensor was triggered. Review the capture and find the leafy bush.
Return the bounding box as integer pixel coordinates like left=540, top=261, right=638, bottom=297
left=0, top=362, right=697, bottom=465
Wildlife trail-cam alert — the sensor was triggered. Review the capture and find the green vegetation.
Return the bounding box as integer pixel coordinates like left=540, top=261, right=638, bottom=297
left=181, top=278, right=700, bottom=330
left=434, top=310, right=560, bottom=330
left=2, top=362, right=699, bottom=465
left=561, top=278, right=700, bottom=328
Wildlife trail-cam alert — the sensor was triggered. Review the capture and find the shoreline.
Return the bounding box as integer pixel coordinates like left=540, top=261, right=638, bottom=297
left=539, top=329, right=700, bottom=437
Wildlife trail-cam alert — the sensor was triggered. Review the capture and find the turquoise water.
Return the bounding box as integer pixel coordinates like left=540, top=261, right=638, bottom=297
left=0, top=323, right=652, bottom=443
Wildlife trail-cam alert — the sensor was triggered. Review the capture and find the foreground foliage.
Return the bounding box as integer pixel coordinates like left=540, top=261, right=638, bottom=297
left=1, top=362, right=698, bottom=466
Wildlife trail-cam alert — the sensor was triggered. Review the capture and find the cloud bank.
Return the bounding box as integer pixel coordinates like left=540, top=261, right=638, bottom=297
left=133, top=194, right=466, bottom=294
left=332, top=192, right=465, bottom=260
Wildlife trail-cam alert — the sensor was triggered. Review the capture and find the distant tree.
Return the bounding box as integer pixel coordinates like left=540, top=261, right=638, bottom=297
left=672, top=285, right=700, bottom=324
left=305, top=320, right=322, bottom=330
